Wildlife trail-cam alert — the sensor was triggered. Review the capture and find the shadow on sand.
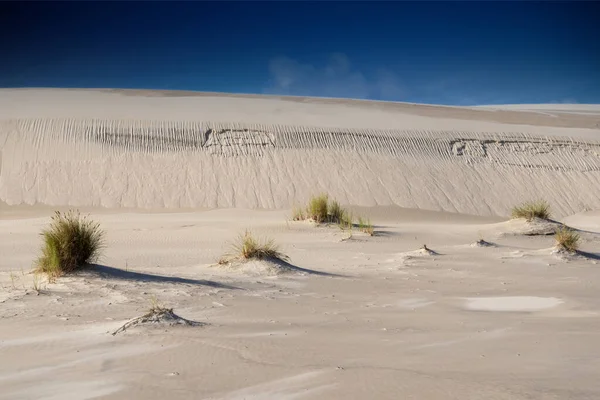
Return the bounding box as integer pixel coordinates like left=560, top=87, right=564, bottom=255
left=576, top=251, right=600, bottom=261
left=85, top=264, right=240, bottom=290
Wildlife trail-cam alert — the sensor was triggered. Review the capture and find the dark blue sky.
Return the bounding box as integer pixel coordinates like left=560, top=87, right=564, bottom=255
left=1, top=1, right=598, bottom=105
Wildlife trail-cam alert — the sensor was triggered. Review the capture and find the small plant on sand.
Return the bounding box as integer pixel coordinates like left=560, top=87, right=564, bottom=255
left=291, top=205, right=306, bottom=221
left=221, top=230, right=289, bottom=263
left=511, top=200, right=551, bottom=221
left=307, top=194, right=329, bottom=223
left=31, top=272, right=44, bottom=294
left=112, top=297, right=203, bottom=335
left=328, top=200, right=343, bottom=223
left=339, top=211, right=354, bottom=230
left=35, top=210, right=105, bottom=279
left=9, top=270, right=18, bottom=289
left=554, top=227, right=580, bottom=253
left=358, top=216, right=374, bottom=236
left=329, top=200, right=354, bottom=228
left=294, top=194, right=374, bottom=234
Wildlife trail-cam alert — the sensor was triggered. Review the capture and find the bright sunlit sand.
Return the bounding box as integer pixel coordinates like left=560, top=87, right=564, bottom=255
left=1, top=89, right=600, bottom=400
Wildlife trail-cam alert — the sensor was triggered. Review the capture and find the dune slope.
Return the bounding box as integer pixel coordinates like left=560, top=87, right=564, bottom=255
left=1, top=89, right=599, bottom=216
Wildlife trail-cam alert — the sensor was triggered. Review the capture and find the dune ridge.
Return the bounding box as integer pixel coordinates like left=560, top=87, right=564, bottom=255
left=1, top=89, right=599, bottom=216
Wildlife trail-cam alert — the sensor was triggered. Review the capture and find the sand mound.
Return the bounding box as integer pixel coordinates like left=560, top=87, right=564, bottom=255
left=499, top=218, right=562, bottom=236
left=395, top=245, right=440, bottom=266
left=471, top=239, right=496, bottom=247
left=219, top=259, right=293, bottom=276
left=112, top=307, right=204, bottom=335
left=218, top=258, right=333, bottom=277
left=1, top=89, right=600, bottom=216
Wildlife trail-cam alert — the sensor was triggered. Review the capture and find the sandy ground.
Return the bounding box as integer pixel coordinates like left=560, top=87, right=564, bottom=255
left=1, top=208, right=600, bottom=400
left=1, top=89, right=600, bottom=399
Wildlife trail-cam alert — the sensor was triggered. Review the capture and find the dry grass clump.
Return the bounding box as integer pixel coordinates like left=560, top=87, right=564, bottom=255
left=36, top=210, right=105, bottom=279
left=554, top=227, right=580, bottom=253
left=112, top=298, right=203, bottom=335
left=221, top=230, right=289, bottom=263
left=511, top=200, right=551, bottom=221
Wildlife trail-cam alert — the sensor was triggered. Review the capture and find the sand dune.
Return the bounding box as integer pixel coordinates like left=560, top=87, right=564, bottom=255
left=2, top=89, right=600, bottom=399
left=1, top=89, right=600, bottom=216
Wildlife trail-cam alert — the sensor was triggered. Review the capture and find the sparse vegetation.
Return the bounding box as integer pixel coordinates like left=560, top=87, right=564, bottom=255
left=9, top=271, right=17, bottom=289
left=112, top=297, right=203, bottom=335
left=511, top=200, right=551, bottom=221
left=291, top=205, right=306, bottom=221
left=32, top=272, right=44, bottom=293
left=35, top=210, right=105, bottom=279
left=307, top=194, right=329, bottom=223
left=358, top=216, right=374, bottom=236
left=292, top=194, right=372, bottom=234
left=339, top=211, right=354, bottom=230
left=221, top=230, right=289, bottom=263
left=555, top=227, right=580, bottom=253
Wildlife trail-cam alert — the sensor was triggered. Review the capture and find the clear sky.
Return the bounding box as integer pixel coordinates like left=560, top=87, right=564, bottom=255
left=1, top=1, right=598, bottom=105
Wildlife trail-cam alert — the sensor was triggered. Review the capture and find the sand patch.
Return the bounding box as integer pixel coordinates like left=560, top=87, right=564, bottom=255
left=398, top=298, right=435, bottom=309
left=6, top=380, right=124, bottom=400
left=208, top=370, right=335, bottom=400
left=463, top=296, right=563, bottom=312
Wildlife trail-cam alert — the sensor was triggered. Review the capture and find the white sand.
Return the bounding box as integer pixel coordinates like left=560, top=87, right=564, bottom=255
left=463, top=296, right=564, bottom=312
left=1, top=89, right=600, bottom=216
left=1, top=89, right=600, bottom=399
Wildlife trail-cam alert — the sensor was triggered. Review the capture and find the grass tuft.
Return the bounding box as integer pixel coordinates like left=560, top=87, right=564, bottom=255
left=222, top=230, right=289, bottom=263
left=338, top=211, right=354, bottom=231
left=297, top=194, right=353, bottom=225
left=329, top=200, right=353, bottom=229
left=511, top=200, right=551, bottom=221
left=307, top=194, right=329, bottom=223
left=358, top=216, right=374, bottom=236
left=35, top=210, right=105, bottom=279
left=554, top=226, right=580, bottom=253
left=293, top=194, right=374, bottom=235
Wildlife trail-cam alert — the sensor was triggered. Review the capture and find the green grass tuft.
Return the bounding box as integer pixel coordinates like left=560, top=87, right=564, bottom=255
left=511, top=200, right=551, bottom=221
left=307, top=194, right=329, bottom=223
left=293, top=194, right=373, bottom=234
left=328, top=200, right=353, bottom=228
left=35, top=210, right=105, bottom=279
left=555, top=226, right=580, bottom=253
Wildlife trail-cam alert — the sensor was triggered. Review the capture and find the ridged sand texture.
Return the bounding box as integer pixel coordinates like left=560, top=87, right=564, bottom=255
left=1, top=89, right=600, bottom=216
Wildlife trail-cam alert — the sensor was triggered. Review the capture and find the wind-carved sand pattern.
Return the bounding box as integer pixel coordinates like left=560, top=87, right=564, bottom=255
left=204, top=127, right=275, bottom=156
left=2, top=117, right=600, bottom=214
left=13, top=118, right=600, bottom=165
left=92, top=123, right=276, bottom=156
left=451, top=138, right=600, bottom=172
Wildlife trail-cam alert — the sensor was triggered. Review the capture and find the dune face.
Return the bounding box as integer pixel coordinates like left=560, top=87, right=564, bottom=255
left=1, top=89, right=600, bottom=216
